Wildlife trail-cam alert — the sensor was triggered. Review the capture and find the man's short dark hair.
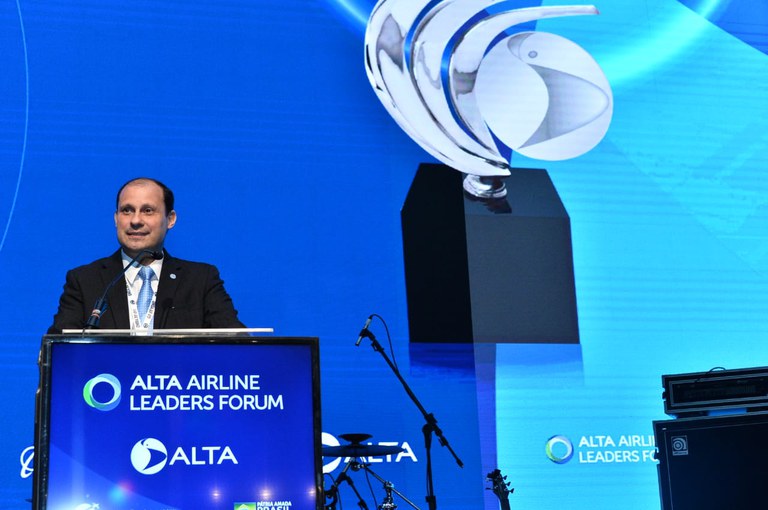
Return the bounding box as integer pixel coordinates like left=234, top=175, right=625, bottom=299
left=116, top=177, right=175, bottom=214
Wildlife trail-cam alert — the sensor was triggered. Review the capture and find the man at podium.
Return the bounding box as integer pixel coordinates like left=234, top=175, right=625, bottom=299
left=47, top=177, right=245, bottom=333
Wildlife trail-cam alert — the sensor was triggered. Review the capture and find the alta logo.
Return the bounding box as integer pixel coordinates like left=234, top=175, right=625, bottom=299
left=130, top=437, right=238, bottom=475
left=321, top=432, right=418, bottom=473
left=83, top=373, right=122, bottom=411
left=545, top=435, right=574, bottom=464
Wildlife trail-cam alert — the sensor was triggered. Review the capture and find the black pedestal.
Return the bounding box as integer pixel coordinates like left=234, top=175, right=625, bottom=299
left=401, top=163, right=579, bottom=343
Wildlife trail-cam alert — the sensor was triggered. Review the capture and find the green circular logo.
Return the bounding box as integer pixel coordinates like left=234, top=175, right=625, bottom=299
left=546, top=435, right=574, bottom=464
left=83, top=373, right=121, bottom=411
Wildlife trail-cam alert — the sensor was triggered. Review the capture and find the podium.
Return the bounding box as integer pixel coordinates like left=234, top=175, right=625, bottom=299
left=33, top=332, right=322, bottom=510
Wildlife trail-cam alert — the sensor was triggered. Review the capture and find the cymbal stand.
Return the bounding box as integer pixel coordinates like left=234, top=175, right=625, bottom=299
left=358, top=460, right=420, bottom=510
left=380, top=482, right=396, bottom=510
left=325, top=459, right=369, bottom=510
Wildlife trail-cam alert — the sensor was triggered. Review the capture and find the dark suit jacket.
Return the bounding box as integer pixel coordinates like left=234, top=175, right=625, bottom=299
left=48, top=250, right=245, bottom=333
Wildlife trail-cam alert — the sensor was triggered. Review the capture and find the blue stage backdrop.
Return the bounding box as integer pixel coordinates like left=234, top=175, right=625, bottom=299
left=1, top=0, right=768, bottom=509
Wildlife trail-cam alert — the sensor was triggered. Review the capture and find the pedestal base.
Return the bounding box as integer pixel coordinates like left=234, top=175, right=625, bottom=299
left=401, top=163, right=580, bottom=344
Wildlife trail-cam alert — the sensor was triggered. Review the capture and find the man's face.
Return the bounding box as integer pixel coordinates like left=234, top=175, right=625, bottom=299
left=114, top=181, right=176, bottom=258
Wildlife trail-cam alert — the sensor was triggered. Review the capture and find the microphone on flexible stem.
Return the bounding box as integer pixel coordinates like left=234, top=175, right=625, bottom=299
left=355, top=315, right=373, bottom=347
left=84, top=249, right=164, bottom=329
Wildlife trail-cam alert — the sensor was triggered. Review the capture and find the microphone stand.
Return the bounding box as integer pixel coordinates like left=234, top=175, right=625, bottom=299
left=358, top=329, right=463, bottom=510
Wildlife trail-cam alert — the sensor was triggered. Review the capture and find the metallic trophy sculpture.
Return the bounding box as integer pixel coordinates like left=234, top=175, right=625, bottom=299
left=364, top=1, right=613, bottom=198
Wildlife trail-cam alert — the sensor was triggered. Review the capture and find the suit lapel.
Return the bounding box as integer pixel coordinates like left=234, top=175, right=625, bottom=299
left=155, top=252, right=181, bottom=328
left=102, top=250, right=130, bottom=329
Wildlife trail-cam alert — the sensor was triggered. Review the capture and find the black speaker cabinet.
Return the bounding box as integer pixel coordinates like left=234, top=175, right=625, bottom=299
left=654, top=412, right=768, bottom=510
left=401, top=163, right=579, bottom=344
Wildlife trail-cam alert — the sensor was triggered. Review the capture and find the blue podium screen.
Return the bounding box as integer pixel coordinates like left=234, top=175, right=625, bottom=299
left=36, top=336, right=321, bottom=510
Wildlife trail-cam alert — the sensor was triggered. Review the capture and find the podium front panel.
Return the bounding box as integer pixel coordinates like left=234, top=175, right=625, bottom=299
left=34, top=335, right=322, bottom=510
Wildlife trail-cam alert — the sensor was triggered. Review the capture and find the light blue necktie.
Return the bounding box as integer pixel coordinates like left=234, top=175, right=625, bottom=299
left=137, top=265, right=155, bottom=320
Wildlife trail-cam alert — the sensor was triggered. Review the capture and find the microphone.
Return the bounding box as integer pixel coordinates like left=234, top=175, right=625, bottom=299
left=355, top=315, right=373, bottom=346
left=84, top=249, right=164, bottom=329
